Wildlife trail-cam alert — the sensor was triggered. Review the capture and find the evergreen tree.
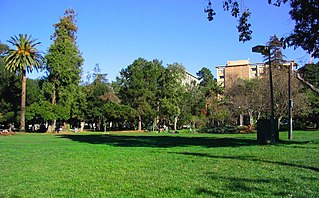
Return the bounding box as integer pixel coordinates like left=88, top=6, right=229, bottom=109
left=160, top=63, right=186, bottom=131
left=268, top=35, right=286, bottom=66
left=117, top=58, right=165, bottom=131
left=45, top=9, right=84, bottom=131
left=197, top=67, right=225, bottom=127
left=0, top=43, right=21, bottom=127
left=84, top=64, right=113, bottom=130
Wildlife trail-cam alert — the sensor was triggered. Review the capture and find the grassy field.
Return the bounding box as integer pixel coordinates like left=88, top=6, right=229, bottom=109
left=0, top=130, right=318, bottom=197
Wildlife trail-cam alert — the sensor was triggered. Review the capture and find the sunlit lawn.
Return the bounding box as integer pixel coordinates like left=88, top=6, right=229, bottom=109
left=0, top=130, right=318, bottom=197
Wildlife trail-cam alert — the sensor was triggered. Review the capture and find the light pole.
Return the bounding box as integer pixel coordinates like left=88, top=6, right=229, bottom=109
left=252, top=45, right=276, bottom=144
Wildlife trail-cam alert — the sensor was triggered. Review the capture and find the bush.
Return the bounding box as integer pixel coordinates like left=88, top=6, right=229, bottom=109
left=199, top=125, right=238, bottom=134
left=198, top=125, right=256, bottom=134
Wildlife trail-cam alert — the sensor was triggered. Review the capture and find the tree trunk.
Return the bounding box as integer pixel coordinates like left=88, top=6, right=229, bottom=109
left=51, top=82, right=57, bottom=133
left=248, top=110, right=254, bottom=126
left=239, top=114, right=244, bottom=126
left=20, top=69, right=26, bottom=132
left=257, top=112, right=261, bottom=120
left=277, top=116, right=282, bottom=131
left=98, top=116, right=102, bottom=131
left=138, top=115, right=142, bottom=131
left=174, top=116, right=178, bottom=131
left=80, top=121, right=85, bottom=132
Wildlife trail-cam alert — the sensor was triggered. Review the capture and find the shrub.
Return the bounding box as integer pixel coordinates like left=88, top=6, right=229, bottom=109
left=199, top=125, right=238, bottom=134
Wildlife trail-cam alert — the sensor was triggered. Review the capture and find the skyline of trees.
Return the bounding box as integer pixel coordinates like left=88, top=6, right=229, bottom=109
left=1, top=49, right=318, bottom=131
left=1, top=6, right=318, bottom=132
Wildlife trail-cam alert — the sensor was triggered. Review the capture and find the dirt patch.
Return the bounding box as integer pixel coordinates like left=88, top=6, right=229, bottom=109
left=0, top=131, right=16, bottom=136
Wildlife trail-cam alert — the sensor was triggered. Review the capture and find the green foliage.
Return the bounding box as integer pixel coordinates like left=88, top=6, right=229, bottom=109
left=299, top=63, right=319, bottom=128
left=285, top=0, right=319, bottom=57
left=117, top=58, right=165, bottom=129
left=45, top=39, right=82, bottom=88
left=196, top=67, right=227, bottom=128
left=4, top=34, right=42, bottom=73
left=199, top=125, right=239, bottom=133
left=0, top=53, right=20, bottom=124
left=237, top=10, right=252, bottom=42
left=50, top=9, right=78, bottom=42
left=26, top=101, right=54, bottom=122
left=197, top=67, right=223, bottom=98
left=160, top=63, right=186, bottom=126
left=84, top=67, right=114, bottom=129
left=102, top=102, right=136, bottom=123
left=44, top=9, right=84, bottom=124
left=26, top=79, right=41, bottom=106
left=0, top=42, right=9, bottom=56
left=300, top=63, right=319, bottom=89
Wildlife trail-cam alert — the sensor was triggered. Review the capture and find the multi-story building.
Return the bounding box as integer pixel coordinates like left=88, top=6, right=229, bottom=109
left=216, top=60, right=265, bottom=89
left=182, top=71, right=200, bottom=86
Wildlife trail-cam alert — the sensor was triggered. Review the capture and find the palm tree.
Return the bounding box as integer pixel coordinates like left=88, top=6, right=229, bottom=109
left=4, top=34, right=42, bottom=131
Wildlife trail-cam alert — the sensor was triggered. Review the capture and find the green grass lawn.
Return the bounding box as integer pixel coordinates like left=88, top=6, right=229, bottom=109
left=0, top=130, right=318, bottom=197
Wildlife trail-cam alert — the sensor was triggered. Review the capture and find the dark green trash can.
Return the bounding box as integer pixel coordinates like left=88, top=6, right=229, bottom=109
left=257, top=119, right=279, bottom=144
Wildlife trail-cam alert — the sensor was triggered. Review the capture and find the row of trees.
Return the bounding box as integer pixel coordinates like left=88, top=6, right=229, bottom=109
left=0, top=8, right=318, bottom=132
left=0, top=9, right=83, bottom=132
left=0, top=9, right=223, bottom=132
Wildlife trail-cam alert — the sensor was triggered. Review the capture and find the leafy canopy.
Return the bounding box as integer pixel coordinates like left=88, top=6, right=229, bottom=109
left=4, top=34, right=42, bottom=73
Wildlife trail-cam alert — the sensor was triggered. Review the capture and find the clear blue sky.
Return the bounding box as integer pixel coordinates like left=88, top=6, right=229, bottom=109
left=0, top=0, right=313, bottom=81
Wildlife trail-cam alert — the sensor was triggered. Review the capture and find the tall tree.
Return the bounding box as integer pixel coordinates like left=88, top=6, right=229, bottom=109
left=197, top=67, right=223, bottom=98
left=144, top=59, right=165, bottom=130
left=264, top=35, right=286, bottom=66
left=0, top=43, right=20, bottom=126
left=45, top=9, right=83, bottom=131
left=117, top=58, right=164, bottom=131
left=160, top=63, right=186, bottom=131
left=4, top=34, right=42, bottom=131
left=84, top=64, right=113, bottom=130
left=196, top=67, right=225, bottom=127
left=178, top=82, right=203, bottom=130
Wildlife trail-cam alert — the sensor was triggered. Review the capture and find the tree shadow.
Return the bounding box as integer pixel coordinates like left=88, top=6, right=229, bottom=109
left=171, top=152, right=319, bottom=172
left=201, top=174, right=294, bottom=197
left=57, top=134, right=258, bottom=148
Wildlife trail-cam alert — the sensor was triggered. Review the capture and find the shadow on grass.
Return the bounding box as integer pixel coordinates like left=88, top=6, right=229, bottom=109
left=58, top=134, right=258, bottom=148
left=196, top=175, right=296, bottom=197
left=172, top=152, right=319, bottom=172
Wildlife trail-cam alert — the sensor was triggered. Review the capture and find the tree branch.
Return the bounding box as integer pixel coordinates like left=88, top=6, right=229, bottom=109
left=296, top=71, right=319, bottom=95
